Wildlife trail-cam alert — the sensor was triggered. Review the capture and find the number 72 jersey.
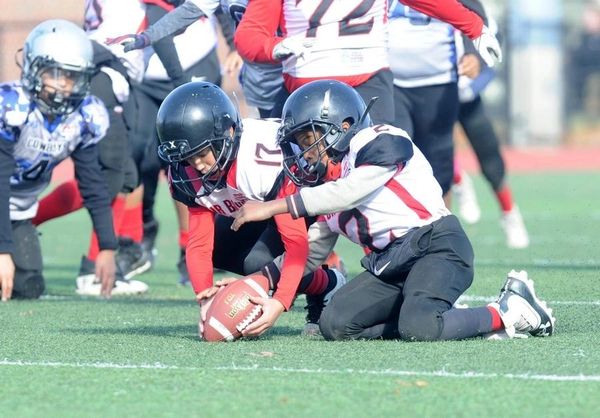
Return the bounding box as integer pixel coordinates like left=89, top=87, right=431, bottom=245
left=281, top=0, right=388, bottom=79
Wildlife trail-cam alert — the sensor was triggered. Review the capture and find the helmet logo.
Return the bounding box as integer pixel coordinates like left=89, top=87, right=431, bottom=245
left=320, top=89, right=331, bottom=119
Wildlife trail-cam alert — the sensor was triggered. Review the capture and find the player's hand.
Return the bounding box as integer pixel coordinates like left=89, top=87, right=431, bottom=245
left=458, top=53, right=481, bottom=79
left=241, top=296, right=285, bottom=337
left=473, top=25, right=502, bottom=67
left=196, top=284, right=229, bottom=338
left=105, top=33, right=150, bottom=52
left=272, top=36, right=315, bottom=61
left=222, top=50, right=244, bottom=75
left=95, top=249, right=116, bottom=298
left=0, top=253, right=15, bottom=302
left=231, top=200, right=275, bottom=231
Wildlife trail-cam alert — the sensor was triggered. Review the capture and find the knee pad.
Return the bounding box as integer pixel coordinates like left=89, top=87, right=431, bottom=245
left=319, top=305, right=348, bottom=341
left=397, top=302, right=444, bottom=342
left=12, top=272, right=45, bottom=299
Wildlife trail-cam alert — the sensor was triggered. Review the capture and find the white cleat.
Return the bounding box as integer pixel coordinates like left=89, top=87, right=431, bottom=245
left=490, top=270, right=555, bottom=338
left=501, top=206, right=530, bottom=249
left=452, top=171, right=481, bottom=225
left=76, top=274, right=149, bottom=296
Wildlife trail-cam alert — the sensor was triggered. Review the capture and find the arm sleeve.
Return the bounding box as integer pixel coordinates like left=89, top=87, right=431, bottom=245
left=0, top=138, right=15, bottom=254
left=186, top=205, right=215, bottom=294
left=146, top=4, right=188, bottom=86
left=270, top=212, right=309, bottom=311
left=286, top=165, right=398, bottom=219
left=401, top=0, right=483, bottom=39
left=233, top=0, right=282, bottom=63
left=215, top=8, right=235, bottom=51
left=71, top=144, right=118, bottom=251
left=144, top=1, right=207, bottom=43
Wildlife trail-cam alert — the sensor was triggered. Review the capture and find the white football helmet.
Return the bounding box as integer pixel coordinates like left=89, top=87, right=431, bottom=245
left=20, top=19, right=95, bottom=115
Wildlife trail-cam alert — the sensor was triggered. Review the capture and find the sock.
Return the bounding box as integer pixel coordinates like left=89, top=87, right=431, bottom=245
left=302, top=268, right=329, bottom=295
left=453, top=163, right=463, bottom=184
left=118, top=203, right=143, bottom=243
left=487, top=304, right=504, bottom=331
left=32, top=180, right=83, bottom=225
left=439, top=306, right=499, bottom=340
left=495, top=185, right=514, bottom=213
left=87, top=196, right=126, bottom=261
left=179, top=229, right=189, bottom=249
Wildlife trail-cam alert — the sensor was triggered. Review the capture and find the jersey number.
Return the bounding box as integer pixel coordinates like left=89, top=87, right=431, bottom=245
left=254, top=143, right=281, bottom=166
left=22, top=160, right=50, bottom=182
left=338, top=208, right=373, bottom=249
left=306, top=0, right=376, bottom=37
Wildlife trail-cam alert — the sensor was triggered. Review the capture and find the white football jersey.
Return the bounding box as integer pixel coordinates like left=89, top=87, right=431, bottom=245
left=0, top=83, right=109, bottom=220
left=281, top=0, right=388, bottom=79
left=84, top=0, right=146, bottom=83
left=193, top=118, right=284, bottom=215
left=388, top=1, right=458, bottom=88
left=144, top=17, right=218, bottom=80
left=323, top=125, right=450, bottom=250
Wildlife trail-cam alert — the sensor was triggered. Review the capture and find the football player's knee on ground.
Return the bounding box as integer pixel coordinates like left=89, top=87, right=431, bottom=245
left=397, top=298, right=447, bottom=341
left=319, top=303, right=364, bottom=341
left=12, top=272, right=45, bottom=299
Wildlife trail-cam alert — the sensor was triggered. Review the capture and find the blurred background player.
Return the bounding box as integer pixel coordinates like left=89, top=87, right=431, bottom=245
left=233, top=0, right=500, bottom=125
left=231, top=80, right=555, bottom=341
left=32, top=0, right=149, bottom=295
left=107, top=0, right=284, bottom=118
left=388, top=0, right=488, bottom=199
left=126, top=0, right=239, bottom=285
left=452, top=15, right=529, bottom=249
left=0, top=20, right=118, bottom=300
left=156, top=81, right=345, bottom=336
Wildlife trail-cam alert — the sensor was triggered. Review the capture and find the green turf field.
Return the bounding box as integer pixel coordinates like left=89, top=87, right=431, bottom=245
left=1, top=172, right=599, bottom=418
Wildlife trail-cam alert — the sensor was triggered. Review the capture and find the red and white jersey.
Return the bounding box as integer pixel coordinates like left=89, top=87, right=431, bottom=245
left=193, top=118, right=284, bottom=214
left=323, top=125, right=450, bottom=251
left=280, top=0, right=388, bottom=80
left=84, top=0, right=146, bottom=83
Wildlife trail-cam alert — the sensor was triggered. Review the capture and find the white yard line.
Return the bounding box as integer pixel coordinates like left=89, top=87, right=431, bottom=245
left=1, top=359, right=599, bottom=382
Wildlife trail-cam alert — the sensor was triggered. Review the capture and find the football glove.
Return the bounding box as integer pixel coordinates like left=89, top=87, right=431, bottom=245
left=105, top=33, right=151, bottom=52
left=272, top=36, right=315, bottom=61
left=473, top=25, right=502, bottom=68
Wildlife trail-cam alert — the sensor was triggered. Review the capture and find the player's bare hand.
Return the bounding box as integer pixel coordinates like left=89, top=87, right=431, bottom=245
left=214, top=277, right=238, bottom=287
left=241, top=296, right=284, bottom=337
left=222, top=50, right=243, bottom=75
left=95, top=250, right=116, bottom=298
left=197, top=286, right=226, bottom=338
left=0, top=253, right=15, bottom=302
left=459, top=54, right=481, bottom=79
left=231, top=201, right=275, bottom=231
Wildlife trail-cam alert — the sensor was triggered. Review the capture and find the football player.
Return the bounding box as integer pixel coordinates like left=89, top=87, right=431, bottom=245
left=0, top=20, right=118, bottom=300
left=106, top=0, right=284, bottom=118
left=231, top=80, right=555, bottom=341
left=233, top=0, right=501, bottom=125
left=156, top=81, right=345, bottom=337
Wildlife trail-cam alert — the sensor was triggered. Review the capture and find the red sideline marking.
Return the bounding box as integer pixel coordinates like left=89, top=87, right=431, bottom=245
left=51, top=146, right=600, bottom=184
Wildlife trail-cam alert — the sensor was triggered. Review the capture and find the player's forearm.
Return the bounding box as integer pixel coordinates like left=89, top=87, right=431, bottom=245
left=0, top=140, right=14, bottom=254
left=402, top=0, right=483, bottom=39
left=233, top=0, right=282, bottom=63
left=71, top=145, right=118, bottom=251
left=286, top=165, right=397, bottom=219
left=144, top=1, right=206, bottom=44
left=186, top=206, right=216, bottom=294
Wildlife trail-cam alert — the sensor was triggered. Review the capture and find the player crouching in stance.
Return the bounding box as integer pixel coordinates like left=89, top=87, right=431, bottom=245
left=155, top=81, right=345, bottom=338
left=232, top=80, right=555, bottom=341
left=0, top=20, right=118, bottom=300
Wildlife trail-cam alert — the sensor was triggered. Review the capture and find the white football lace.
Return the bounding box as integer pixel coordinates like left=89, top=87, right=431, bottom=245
left=236, top=305, right=262, bottom=332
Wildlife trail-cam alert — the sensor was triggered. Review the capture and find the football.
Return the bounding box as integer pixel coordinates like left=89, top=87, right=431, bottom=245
left=202, top=274, right=270, bottom=342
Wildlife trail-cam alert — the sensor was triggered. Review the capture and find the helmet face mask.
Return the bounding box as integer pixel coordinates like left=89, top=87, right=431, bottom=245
left=20, top=20, right=95, bottom=116
left=157, top=82, right=242, bottom=198
left=278, top=80, right=371, bottom=187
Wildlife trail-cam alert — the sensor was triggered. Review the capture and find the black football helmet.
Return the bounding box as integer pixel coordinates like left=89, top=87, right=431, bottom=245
left=157, top=81, right=241, bottom=198
left=278, top=79, right=372, bottom=186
